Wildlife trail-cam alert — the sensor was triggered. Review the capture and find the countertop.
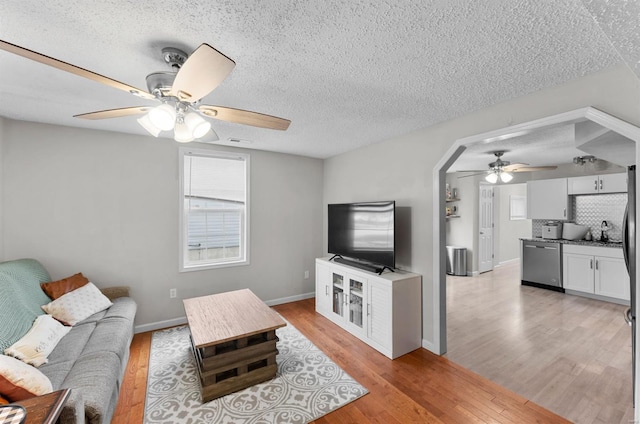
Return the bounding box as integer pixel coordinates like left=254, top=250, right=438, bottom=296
left=520, top=237, right=623, bottom=249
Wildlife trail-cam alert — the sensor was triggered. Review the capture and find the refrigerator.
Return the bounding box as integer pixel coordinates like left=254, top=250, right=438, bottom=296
left=623, top=165, right=636, bottom=406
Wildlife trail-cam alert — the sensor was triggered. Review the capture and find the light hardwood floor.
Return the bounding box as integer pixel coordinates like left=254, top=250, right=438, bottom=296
left=113, top=297, right=571, bottom=423
left=445, top=260, right=634, bottom=424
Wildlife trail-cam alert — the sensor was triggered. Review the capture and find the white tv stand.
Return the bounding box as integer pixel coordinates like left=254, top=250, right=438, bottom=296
left=315, top=257, right=422, bottom=359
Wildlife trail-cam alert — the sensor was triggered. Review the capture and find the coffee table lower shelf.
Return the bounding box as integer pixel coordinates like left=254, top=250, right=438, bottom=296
left=190, top=330, right=279, bottom=402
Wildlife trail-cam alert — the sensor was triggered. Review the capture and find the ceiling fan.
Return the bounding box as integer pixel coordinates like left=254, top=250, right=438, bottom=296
left=459, top=151, right=557, bottom=183
left=0, top=39, right=291, bottom=143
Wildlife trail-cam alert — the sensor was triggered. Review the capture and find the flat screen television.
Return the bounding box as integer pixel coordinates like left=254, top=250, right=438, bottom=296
left=328, top=201, right=395, bottom=270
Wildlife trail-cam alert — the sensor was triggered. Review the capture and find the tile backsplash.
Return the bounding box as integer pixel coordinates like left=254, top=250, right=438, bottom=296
left=532, top=192, right=628, bottom=241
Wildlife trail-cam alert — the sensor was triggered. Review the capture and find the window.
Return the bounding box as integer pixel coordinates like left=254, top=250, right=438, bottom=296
left=179, top=148, right=249, bottom=271
left=510, top=195, right=527, bottom=220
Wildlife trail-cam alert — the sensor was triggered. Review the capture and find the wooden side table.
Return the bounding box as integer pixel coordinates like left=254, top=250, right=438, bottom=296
left=13, top=389, right=70, bottom=424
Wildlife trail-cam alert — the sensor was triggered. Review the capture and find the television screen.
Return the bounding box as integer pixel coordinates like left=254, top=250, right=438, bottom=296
left=328, top=201, right=395, bottom=268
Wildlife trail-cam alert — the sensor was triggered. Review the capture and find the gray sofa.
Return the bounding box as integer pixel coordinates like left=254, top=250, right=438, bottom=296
left=0, top=258, right=137, bottom=424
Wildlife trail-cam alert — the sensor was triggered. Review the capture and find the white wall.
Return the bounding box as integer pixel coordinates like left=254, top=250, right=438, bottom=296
left=2, top=120, right=324, bottom=329
left=445, top=173, right=480, bottom=273
left=324, top=63, right=640, bottom=350
left=494, top=183, right=531, bottom=264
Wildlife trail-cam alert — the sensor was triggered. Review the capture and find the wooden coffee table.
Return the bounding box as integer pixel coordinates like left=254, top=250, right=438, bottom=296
left=183, top=288, right=286, bottom=402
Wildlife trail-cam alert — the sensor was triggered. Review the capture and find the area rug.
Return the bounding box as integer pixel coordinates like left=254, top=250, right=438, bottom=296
left=144, top=322, right=368, bottom=423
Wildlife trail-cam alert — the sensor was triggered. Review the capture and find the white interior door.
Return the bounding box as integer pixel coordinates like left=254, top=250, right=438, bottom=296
left=479, top=185, right=494, bottom=273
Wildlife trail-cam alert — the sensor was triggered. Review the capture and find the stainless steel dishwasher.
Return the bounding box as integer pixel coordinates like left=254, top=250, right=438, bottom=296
left=521, top=240, right=563, bottom=292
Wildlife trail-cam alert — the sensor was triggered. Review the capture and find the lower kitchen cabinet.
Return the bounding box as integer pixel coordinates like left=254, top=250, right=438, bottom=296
left=315, top=257, right=422, bottom=359
left=562, top=244, right=629, bottom=303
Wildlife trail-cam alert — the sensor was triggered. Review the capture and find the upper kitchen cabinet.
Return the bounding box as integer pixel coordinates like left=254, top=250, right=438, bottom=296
left=567, top=173, right=627, bottom=195
left=527, top=178, right=571, bottom=220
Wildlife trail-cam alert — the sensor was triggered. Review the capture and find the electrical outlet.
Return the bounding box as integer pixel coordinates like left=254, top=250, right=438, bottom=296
left=169, top=288, right=177, bottom=298
left=304, top=270, right=309, bottom=279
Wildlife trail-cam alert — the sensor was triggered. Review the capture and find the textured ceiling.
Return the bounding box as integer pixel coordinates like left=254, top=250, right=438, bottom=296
left=0, top=1, right=634, bottom=159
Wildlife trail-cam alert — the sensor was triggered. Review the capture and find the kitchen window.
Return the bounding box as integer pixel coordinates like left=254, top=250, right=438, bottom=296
left=179, top=148, right=250, bottom=271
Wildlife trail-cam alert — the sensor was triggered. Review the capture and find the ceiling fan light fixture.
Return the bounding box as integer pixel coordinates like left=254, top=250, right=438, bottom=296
left=149, top=103, right=176, bottom=131
left=137, top=114, right=161, bottom=137
left=485, top=172, right=499, bottom=184
left=500, top=171, right=513, bottom=183
left=184, top=112, right=211, bottom=139
left=174, top=121, right=194, bottom=143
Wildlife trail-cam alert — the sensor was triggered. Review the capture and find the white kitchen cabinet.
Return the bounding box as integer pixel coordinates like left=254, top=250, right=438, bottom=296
left=315, top=258, right=422, bottom=359
left=563, top=253, right=595, bottom=293
left=527, top=178, right=570, bottom=220
left=562, top=244, right=629, bottom=303
left=567, top=173, right=627, bottom=195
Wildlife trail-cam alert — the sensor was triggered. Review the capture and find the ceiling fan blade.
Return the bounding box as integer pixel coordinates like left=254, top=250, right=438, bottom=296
left=171, top=44, right=236, bottom=101
left=199, top=105, right=291, bottom=130
left=74, top=106, right=152, bottom=120
left=0, top=39, right=156, bottom=100
left=510, top=166, right=558, bottom=172
left=501, top=163, right=529, bottom=172
left=457, top=172, right=488, bottom=179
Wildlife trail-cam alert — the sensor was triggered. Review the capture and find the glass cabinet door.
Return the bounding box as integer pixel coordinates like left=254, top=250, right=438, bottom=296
left=349, top=278, right=364, bottom=328
left=332, top=273, right=345, bottom=317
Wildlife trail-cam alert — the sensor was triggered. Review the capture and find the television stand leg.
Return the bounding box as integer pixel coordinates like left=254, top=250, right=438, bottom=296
left=377, top=266, right=395, bottom=275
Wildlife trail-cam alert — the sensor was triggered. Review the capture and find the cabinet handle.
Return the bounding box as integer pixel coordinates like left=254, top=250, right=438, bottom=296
left=564, top=208, right=566, bottom=217
left=367, top=303, right=370, bottom=316
left=325, top=285, right=329, bottom=296
left=595, top=260, right=598, bottom=270
left=595, top=179, right=598, bottom=190
left=590, top=259, right=593, bottom=269
left=600, top=179, right=603, bottom=190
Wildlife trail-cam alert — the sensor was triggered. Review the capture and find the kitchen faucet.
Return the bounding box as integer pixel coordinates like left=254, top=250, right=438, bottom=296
left=600, top=220, right=609, bottom=242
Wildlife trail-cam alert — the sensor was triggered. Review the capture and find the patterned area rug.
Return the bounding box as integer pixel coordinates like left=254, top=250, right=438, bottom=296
left=144, top=323, right=368, bottom=423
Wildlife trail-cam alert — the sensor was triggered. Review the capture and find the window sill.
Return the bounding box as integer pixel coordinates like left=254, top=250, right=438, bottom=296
left=180, top=259, right=250, bottom=273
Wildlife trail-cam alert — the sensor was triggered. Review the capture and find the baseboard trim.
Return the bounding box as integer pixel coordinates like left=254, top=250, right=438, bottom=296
left=264, top=291, right=316, bottom=307
left=497, top=258, right=520, bottom=267
left=422, top=338, right=437, bottom=354
left=135, top=317, right=187, bottom=334
left=134, top=291, right=316, bottom=334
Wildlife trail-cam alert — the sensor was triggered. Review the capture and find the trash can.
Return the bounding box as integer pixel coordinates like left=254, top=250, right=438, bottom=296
left=446, top=246, right=467, bottom=276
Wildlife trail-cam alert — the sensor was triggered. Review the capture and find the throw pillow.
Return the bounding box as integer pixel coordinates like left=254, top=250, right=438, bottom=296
left=40, top=272, right=89, bottom=300
left=41, top=282, right=113, bottom=326
left=0, top=355, right=52, bottom=402
left=4, top=315, right=71, bottom=367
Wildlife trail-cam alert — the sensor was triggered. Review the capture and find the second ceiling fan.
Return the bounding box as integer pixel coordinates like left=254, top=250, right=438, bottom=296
left=460, top=151, right=557, bottom=183
left=0, top=39, right=291, bottom=143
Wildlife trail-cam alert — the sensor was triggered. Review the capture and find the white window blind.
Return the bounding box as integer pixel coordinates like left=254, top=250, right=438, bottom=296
left=180, top=148, right=249, bottom=271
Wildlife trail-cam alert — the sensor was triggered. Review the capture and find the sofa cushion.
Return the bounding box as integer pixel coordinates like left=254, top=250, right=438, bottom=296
left=60, top=351, right=120, bottom=424
left=40, top=273, right=89, bottom=300
left=44, top=323, right=95, bottom=369
left=37, top=359, right=76, bottom=390
left=39, top=322, right=96, bottom=390
left=4, top=314, right=71, bottom=367
left=102, top=297, right=137, bottom=322
left=0, top=355, right=52, bottom=401
left=42, top=283, right=112, bottom=326
left=0, top=259, right=52, bottom=352
left=80, top=319, right=133, bottom=365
